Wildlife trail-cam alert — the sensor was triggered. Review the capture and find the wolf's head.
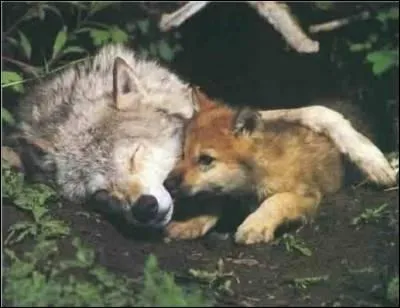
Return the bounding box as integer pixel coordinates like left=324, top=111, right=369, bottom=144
left=15, top=53, right=193, bottom=229
left=84, top=56, right=190, bottom=228
left=164, top=88, right=263, bottom=198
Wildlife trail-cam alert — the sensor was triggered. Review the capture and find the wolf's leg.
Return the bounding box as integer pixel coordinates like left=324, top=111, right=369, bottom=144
left=166, top=214, right=220, bottom=240
left=235, top=192, right=320, bottom=245
left=259, top=106, right=396, bottom=187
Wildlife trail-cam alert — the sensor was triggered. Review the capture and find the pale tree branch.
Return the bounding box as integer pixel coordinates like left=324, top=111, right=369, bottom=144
left=159, top=1, right=210, bottom=32
left=309, top=10, right=371, bottom=34
left=246, top=1, right=319, bottom=53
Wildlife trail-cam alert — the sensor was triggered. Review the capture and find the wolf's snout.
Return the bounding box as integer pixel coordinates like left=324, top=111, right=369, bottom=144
left=131, top=194, right=159, bottom=223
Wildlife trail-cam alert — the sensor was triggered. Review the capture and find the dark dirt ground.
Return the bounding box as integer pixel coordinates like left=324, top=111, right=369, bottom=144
left=3, top=181, right=399, bottom=307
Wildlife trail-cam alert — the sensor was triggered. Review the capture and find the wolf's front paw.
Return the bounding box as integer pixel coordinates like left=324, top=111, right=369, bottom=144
left=165, top=220, right=208, bottom=240
left=235, top=215, right=275, bottom=245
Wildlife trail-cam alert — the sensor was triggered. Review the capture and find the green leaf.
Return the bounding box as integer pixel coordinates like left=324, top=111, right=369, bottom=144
left=89, top=1, right=114, bottom=16
left=377, top=7, right=399, bottom=23
left=314, top=2, right=334, bottom=11
left=366, top=50, right=398, bottom=75
left=89, top=29, right=111, bottom=46
left=349, top=43, right=370, bottom=52
left=387, top=276, right=399, bottom=304
left=41, top=4, right=63, bottom=20
left=61, top=46, right=87, bottom=56
left=149, top=43, right=157, bottom=56
left=137, top=19, right=150, bottom=34
left=32, top=206, right=49, bottom=222
left=52, top=27, right=68, bottom=60
left=294, top=244, right=313, bottom=257
left=1, top=71, right=24, bottom=93
left=158, top=39, right=175, bottom=62
left=2, top=107, right=16, bottom=126
left=41, top=219, right=70, bottom=239
left=109, top=26, right=128, bottom=44
left=18, top=31, right=32, bottom=60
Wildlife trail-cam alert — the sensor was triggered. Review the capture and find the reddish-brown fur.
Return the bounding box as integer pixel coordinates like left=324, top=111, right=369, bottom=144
left=166, top=88, right=344, bottom=244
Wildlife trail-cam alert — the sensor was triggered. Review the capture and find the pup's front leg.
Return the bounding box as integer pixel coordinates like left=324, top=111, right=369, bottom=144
left=235, top=192, right=321, bottom=245
left=166, top=215, right=220, bottom=240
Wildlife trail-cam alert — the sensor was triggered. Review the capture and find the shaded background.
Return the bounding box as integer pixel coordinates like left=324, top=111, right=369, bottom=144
left=2, top=2, right=398, bottom=151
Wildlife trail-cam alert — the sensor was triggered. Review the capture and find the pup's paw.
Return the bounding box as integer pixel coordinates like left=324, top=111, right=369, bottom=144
left=235, top=215, right=275, bottom=245
left=165, top=220, right=209, bottom=240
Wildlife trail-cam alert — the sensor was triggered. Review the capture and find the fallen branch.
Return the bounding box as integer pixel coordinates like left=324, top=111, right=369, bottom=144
left=159, top=1, right=210, bottom=32
left=309, top=10, right=371, bottom=34
left=246, top=1, right=319, bottom=53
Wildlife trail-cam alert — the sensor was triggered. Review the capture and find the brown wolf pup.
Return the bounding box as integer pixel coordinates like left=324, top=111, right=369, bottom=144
left=164, top=88, right=390, bottom=245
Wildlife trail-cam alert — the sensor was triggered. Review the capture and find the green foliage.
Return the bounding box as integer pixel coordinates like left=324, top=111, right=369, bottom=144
left=188, top=258, right=238, bottom=297
left=351, top=203, right=390, bottom=227
left=346, top=6, right=399, bottom=77
left=291, top=275, right=330, bottom=290
left=2, top=164, right=69, bottom=245
left=3, top=239, right=139, bottom=307
left=274, top=233, right=313, bottom=257
left=2, top=107, right=16, bottom=126
left=387, top=275, right=399, bottom=305
left=2, top=70, right=24, bottom=93
left=137, top=254, right=212, bottom=307
left=365, top=49, right=398, bottom=76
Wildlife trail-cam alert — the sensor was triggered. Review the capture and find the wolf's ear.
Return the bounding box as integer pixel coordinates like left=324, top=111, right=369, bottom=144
left=191, top=86, right=218, bottom=112
left=233, top=108, right=263, bottom=136
left=113, top=57, right=147, bottom=110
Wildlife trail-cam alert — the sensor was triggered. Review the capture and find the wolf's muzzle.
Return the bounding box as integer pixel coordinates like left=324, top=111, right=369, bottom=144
left=89, top=190, right=170, bottom=227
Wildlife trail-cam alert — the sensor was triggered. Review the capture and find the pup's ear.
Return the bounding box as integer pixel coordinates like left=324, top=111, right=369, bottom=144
left=233, top=108, right=263, bottom=136
left=113, top=57, right=147, bottom=110
left=191, top=86, right=218, bottom=112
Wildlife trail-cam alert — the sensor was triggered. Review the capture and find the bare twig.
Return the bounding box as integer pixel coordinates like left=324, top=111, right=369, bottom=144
left=159, top=1, right=210, bottom=31
left=2, top=56, right=41, bottom=76
left=309, top=10, right=371, bottom=34
left=247, top=1, right=319, bottom=53
left=384, top=186, right=399, bottom=192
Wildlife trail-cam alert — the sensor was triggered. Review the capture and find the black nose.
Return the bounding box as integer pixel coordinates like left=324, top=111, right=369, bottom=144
left=164, top=173, right=182, bottom=196
left=131, top=195, right=158, bottom=223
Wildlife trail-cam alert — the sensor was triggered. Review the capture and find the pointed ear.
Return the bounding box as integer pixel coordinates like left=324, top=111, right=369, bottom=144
left=191, top=86, right=218, bottom=112
left=113, top=57, right=146, bottom=110
left=233, top=108, right=263, bottom=136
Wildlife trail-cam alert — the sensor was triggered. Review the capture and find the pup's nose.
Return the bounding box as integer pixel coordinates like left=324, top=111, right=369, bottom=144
left=163, top=173, right=182, bottom=196
left=131, top=195, right=158, bottom=223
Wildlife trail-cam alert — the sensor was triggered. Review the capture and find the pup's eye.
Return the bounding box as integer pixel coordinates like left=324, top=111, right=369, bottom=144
left=197, top=154, right=215, bottom=166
